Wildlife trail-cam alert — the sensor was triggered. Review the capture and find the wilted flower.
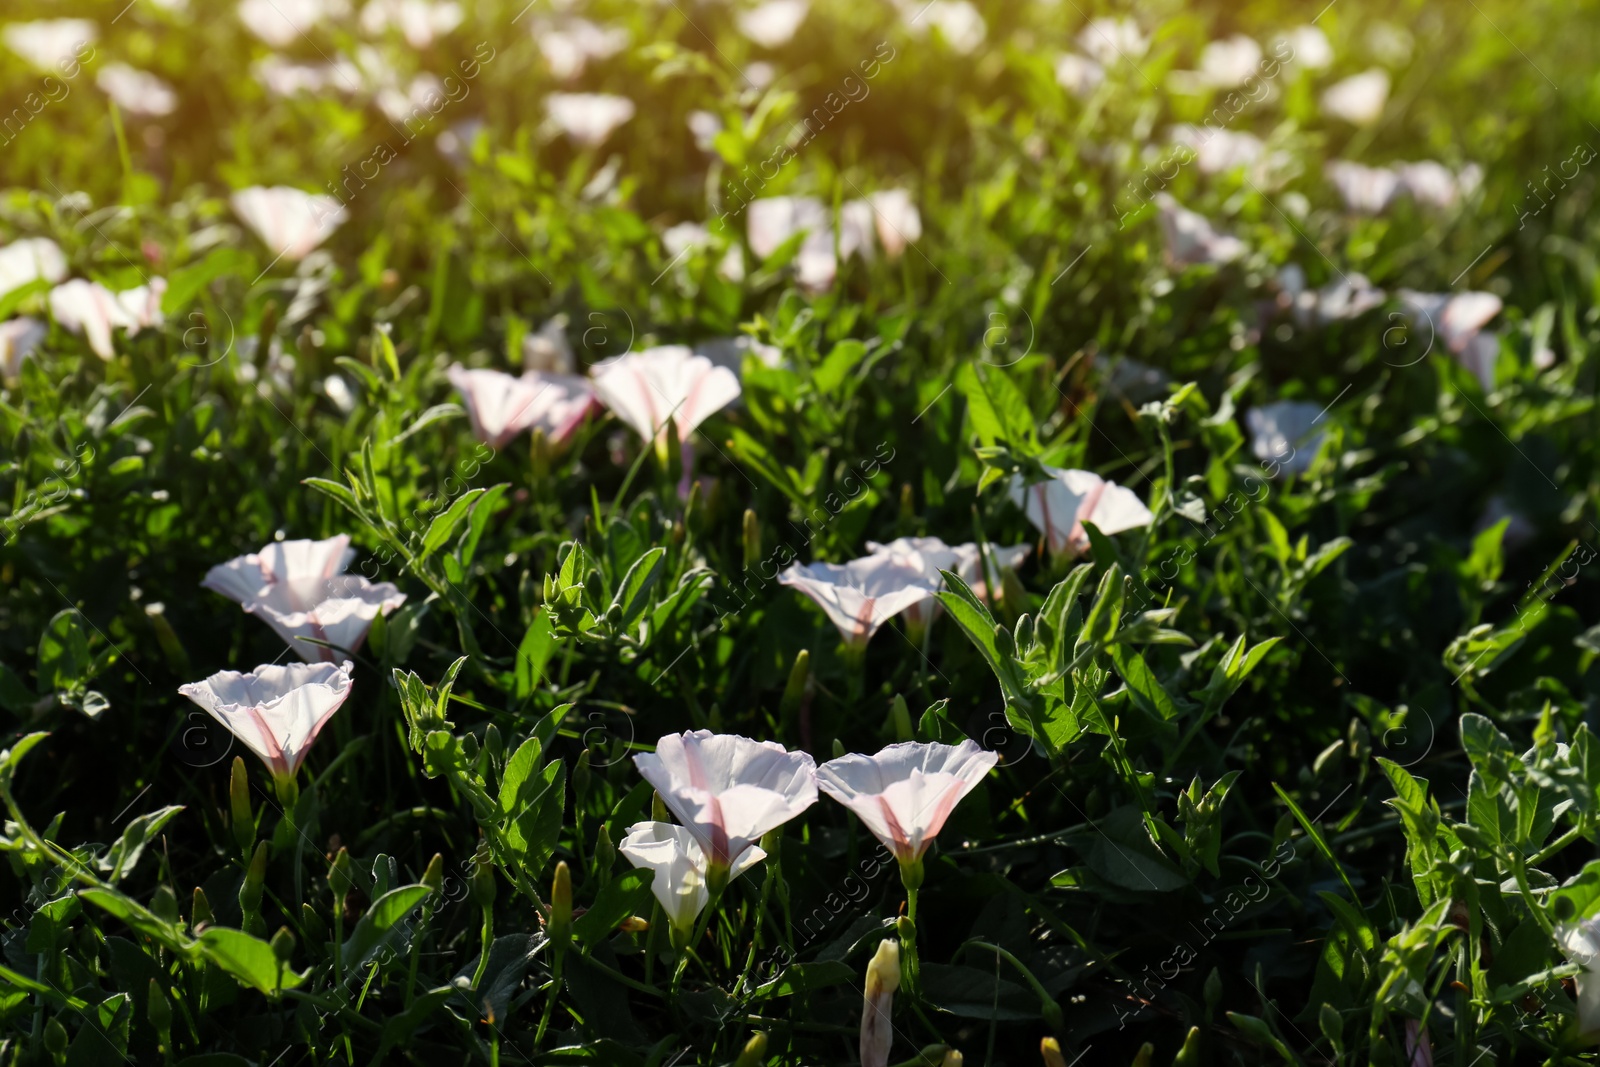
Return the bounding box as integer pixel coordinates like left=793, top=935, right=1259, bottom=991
left=1246, top=401, right=1327, bottom=477
left=2, top=19, right=96, bottom=70
left=619, top=821, right=765, bottom=936
left=533, top=17, right=628, bottom=80
left=545, top=93, right=635, bottom=146
left=96, top=64, right=179, bottom=116
left=1009, top=465, right=1154, bottom=558
left=360, top=0, right=462, bottom=48
left=448, top=365, right=593, bottom=448
left=50, top=280, right=136, bottom=360
left=632, top=731, right=817, bottom=878
left=179, top=660, right=354, bottom=781
left=1321, top=69, right=1389, bottom=125
left=0, top=238, right=68, bottom=298
left=737, top=0, right=808, bottom=48
left=1155, top=194, right=1246, bottom=267
left=778, top=555, right=941, bottom=646
left=817, top=741, right=998, bottom=864
left=202, top=535, right=405, bottom=661
left=239, top=0, right=348, bottom=47
left=0, top=318, right=47, bottom=383
left=860, top=939, right=901, bottom=1067
left=591, top=345, right=741, bottom=450
left=231, top=186, right=347, bottom=263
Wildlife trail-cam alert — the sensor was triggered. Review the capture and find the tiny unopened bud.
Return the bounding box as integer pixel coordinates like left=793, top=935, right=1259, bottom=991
left=595, top=824, right=616, bottom=873
left=270, top=926, right=296, bottom=964
left=550, top=861, right=573, bottom=947
left=619, top=915, right=649, bottom=933
left=941, top=1050, right=964, bottom=1067
left=422, top=853, right=445, bottom=897
left=329, top=847, right=354, bottom=909
left=742, top=508, right=761, bottom=569
left=861, top=939, right=902, bottom=1067
left=192, top=887, right=213, bottom=929
left=735, top=1031, right=768, bottom=1066
left=230, top=756, right=254, bottom=855
left=1040, top=1037, right=1067, bottom=1067
left=470, top=857, right=496, bottom=909
left=151, top=884, right=180, bottom=925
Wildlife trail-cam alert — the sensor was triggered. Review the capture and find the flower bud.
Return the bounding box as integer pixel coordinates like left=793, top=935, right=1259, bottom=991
left=470, top=856, right=496, bottom=909
left=735, top=1032, right=768, bottom=1066
left=861, top=939, right=901, bottom=1067
left=595, top=824, right=616, bottom=875
left=1040, top=1038, right=1067, bottom=1067
left=271, top=926, right=296, bottom=964
left=742, top=508, right=761, bottom=570
left=329, top=847, right=354, bottom=910
left=421, top=853, right=444, bottom=897
left=941, top=1051, right=964, bottom=1067
left=192, top=887, right=214, bottom=930
left=230, top=756, right=254, bottom=856
left=549, top=861, right=573, bottom=948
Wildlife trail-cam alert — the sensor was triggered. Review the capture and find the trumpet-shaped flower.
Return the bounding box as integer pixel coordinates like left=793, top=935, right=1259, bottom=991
left=1077, top=17, right=1146, bottom=65
left=239, top=0, right=346, bottom=48
left=860, top=939, right=902, bottom=1067
left=633, top=730, right=817, bottom=874
left=0, top=318, right=47, bottom=383
left=746, top=195, right=875, bottom=291
left=864, top=537, right=1031, bottom=627
left=97, top=64, right=179, bottom=116
left=737, top=0, right=808, bottom=48
left=1054, top=53, right=1103, bottom=97
left=1396, top=289, right=1503, bottom=389
left=179, top=660, right=354, bottom=781
left=447, top=365, right=594, bottom=448
left=3, top=19, right=96, bottom=70
left=1559, top=918, right=1600, bottom=1038
left=231, top=186, right=347, bottom=263
left=1009, top=465, right=1154, bottom=558
left=1321, top=69, right=1389, bottom=125
left=866, top=190, right=921, bottom=259
left=619, top=821, right=765, bottom=934
left=591, top=345, right=741, bottom=445
left=817, top=741, right=998, bottom=864
left=0, top=238, right=68, bottom=298
left=1325, top=161, right=1401, bottom=215
left=545, top=92, right=635, bottom=146
left=1155, top=194, right=1245, bottom=267
left=360, top=0, right=462, bottom=48
left=117, top=278, right=167, bottom=334
left=1247, top=401, right=1328, bottom=477
left=50, top=280, right=136, bottom=360
left=202, top=535, right=405, bottom=661
left=777, top=555, right=941, bottom=646
left=533, top=18, right=629, bottom=80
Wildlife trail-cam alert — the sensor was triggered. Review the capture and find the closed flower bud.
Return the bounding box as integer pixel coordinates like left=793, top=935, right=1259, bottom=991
left=230, top=756, right=254, bottom=855
left=150, top=884, right=180, bottom=925
left=421, top=853, right=445, bottom=897
left=329, top=847, right=354, bottom=909
left=192, top=887, right=214, bottom=929
left=1040, top=1037, right=1067, bottom=1067
left=550, top=861, right=573, bottom=947
left=470, top=856, right=496, bottom=909
left=942, top=1051, right=964, bottom=1067
left=861, top=939, right=901, bottom=1067
left=735, top=1032, right=767, bottom=1066
left=595, top=824, right=616, bottom=873
left=270, top=926, right=296, bottom=964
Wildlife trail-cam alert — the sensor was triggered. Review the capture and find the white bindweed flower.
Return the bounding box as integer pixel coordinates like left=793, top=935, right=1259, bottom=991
left=117, top=278, right=167, bottom=334
left=360, top=0, right=462, bottom=48
left=1559, top=918, right=1600, bottom=1039
left=777, top=555, right=940, bottom=647
left=1054, top=53, right=1104, bottom=97
left=1246, top=401, right=1328, bottom=477
left=545, top=92, right=635, bottom=146
left=523, top=316, right=576, bottom=374
left=239, top=0, right=347, bottom=48
left=0, top=318, right=47, bottom=383
left=96, top=64, right=179, bottom=117
left=1395, top=290, right=1503, bottom=389
left=232, top=186, right=347, bottom=263
left=50, top=280, right=136, bottom=360
left=202, top=535, right=406, bottom=661
left=1279, top=25, right=1332, bottom=71
left=1320, top=69, right=1389, bottom=126
left=687, top=110, right=722, bottom=152
left=1009, top=465, right=1154, bottom=558
left=737, top=0, right=808, bottom=48
left=860, top=939, right=901, bottom=1067
left=179, top=660, right=354, bottom=781
left=633, top=730, right=817, bottom=873
left=3, top=19, right=96, bottom=70
left=0, top=238, right=68, bottom=298
left=817, top=740, right=998, bottom=863
left=619, top=821, right=765, bottom=934
left=1155, top=195, right=1245, bottom=267
left=590, top=345, right=741, bottom=445
left=447, top=365, right=594, bottom=448
left=1076, top=17, right=1145, bottom=65
left=865, top=537, right=1031, bottom=628
left=1277, top=266, right=1387, bottom=327
left=1325, top=161, right=1401, bottom=215
left=910, top=0, right=985, bottom=54
left=866, top=190, right=921, bottom=259
left=746, top=195, right=874, bottom=291
left=1396, top=161, right=1466, bottom=211
left=1168, top=126, right=1265, bottom=176
left=1192, top=35, right=1262, bottom=89
left=533, top=18, right=629, bottom=80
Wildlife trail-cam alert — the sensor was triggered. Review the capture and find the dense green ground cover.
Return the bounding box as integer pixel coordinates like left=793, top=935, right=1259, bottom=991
left=3, top=0, right=1600, bottom=1063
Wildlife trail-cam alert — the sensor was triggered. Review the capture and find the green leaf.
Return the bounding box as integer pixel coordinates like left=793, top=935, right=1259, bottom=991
left=342, top=885, right=433, bottom=971
left=500, top=736, right=544, bottom=814
left=197, top=927, right=303, bottom=994
left=751, top=960, right=857, bottom=1000
left=102, top=805, right=184, bottom=883
left=515, top=608, right=558, bottom=699
left=1108, top=644, right=1182, bottom=722
left=610, top=546, right=667, bottom=630
left=38, top=609, right=91, bottom=692
left=573, top=869, right=653, bottom=947
left=420, top=488, right=487, bottom=560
